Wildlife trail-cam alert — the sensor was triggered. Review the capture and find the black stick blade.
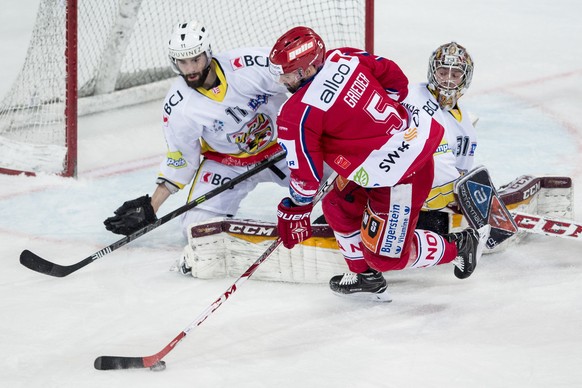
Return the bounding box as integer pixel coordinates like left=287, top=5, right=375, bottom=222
left=94, top=356, right=145, bottom=370
left=20, top=250, right=65, bottom=277
left=20, top=250, right=92, bottom=277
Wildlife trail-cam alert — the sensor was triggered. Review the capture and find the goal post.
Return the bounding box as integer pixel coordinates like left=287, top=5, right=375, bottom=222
left=65, top=0, right=77, bottom=178
left=0, top=0, right=375, bottom=177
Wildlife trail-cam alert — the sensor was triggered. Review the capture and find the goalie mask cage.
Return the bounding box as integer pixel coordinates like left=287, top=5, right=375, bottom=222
left=0, top=0, right=374, bottom=177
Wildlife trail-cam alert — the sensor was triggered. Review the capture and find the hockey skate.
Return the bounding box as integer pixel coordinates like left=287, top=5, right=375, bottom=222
left=445, top=225, right=490, bottom=279
left=329, top=269, right=392, bottom=302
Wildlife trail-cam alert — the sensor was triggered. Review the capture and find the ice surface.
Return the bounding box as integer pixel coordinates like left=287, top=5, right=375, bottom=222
left=1, top=1, right=582, bottom=387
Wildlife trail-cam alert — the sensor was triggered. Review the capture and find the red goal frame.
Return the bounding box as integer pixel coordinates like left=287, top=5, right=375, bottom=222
left=0, top=0, right=374, bottom=178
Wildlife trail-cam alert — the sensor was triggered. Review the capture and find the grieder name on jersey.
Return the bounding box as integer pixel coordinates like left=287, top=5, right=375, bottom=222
left=159, top=47, right=288, bottom=189
left=278, top=49, right=442, bottom=207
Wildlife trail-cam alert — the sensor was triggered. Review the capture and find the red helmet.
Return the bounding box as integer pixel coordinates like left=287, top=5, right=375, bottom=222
left=269, top=26, right=326, bottom=75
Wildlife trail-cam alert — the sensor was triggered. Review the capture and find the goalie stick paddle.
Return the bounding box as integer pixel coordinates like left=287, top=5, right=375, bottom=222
left=19, top=151, right=286, bottom=278
left=511, top=211, right=582, bottom=241
left=94, top=172, right=338, bottom=371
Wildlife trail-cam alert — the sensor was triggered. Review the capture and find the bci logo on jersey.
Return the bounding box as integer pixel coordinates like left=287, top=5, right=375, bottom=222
left=201, top=171, right=233, bottom=187
left=230, top=55, right=269, bottom=70
left=164, top=90, right=184, bottom=115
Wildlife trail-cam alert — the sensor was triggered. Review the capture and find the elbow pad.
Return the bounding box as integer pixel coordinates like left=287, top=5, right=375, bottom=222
left=156, top=177, right=180, bottom=194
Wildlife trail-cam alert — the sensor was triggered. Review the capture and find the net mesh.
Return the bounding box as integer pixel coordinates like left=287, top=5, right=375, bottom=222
left=0, top=0, right=367, bottom=174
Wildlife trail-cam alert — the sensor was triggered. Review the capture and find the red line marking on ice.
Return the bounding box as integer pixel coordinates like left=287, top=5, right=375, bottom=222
left=476, top=69, right=582, bottom=176
left=82, top=154, right=161, bottom=178
left=476, top=69, right=582, bottom=95
left=0, top=226, right=177, bottom=254
left=0, top=154, right=160, bottom=201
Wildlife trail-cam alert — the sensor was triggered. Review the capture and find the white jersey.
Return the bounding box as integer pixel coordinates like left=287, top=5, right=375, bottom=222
left=403, top=83, right=477, bottom=210
left=158, top=47, right=288, bottom=189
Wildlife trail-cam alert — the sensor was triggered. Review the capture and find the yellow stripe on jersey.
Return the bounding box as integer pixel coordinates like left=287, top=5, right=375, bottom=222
left=156, top=173, right=186, bottom=190
left=195, top=59, right=228, bottom=102
left=423, top=181, right=456, bottom=210
left=449, top=107, right=462, bottom=122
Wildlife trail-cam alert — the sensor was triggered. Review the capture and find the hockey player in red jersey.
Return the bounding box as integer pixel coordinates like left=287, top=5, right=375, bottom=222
left=270, top=27, right=490, bottom=301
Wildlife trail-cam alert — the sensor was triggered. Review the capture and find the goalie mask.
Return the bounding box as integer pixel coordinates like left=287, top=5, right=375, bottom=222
left=168, top=20, right=213, bottom=75
left=269, top=26, right=326, bottom=91
left=427, top=42, right=474, bottom=110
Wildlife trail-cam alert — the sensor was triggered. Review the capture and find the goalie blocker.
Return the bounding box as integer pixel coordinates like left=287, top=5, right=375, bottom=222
left=455, top=166, right=520, bottom=249
left=181, top=173, right=573, bottom=283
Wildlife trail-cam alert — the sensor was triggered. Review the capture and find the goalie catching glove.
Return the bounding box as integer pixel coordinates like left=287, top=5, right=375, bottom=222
left=277, top=198, right=313, bottom=249
left=104, top=195, right=157, bottom=235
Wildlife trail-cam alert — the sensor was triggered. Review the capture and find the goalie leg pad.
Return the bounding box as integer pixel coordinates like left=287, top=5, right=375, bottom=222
left=184, top=218, right=348, bottom=283
left=538, top=176, right=574, bottom=219
left=182, top=218, right=228, bottom=279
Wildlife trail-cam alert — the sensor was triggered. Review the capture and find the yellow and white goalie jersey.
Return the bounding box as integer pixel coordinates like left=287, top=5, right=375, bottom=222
left=158, top=48, right=288, bottom=190
left=403, top=83, right=477, bottom=210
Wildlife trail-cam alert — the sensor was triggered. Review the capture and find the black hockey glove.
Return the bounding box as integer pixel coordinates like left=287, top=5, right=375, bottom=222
left=104, top=195, right=157, bottom=235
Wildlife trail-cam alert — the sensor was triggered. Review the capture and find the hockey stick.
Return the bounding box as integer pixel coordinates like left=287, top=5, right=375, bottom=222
left=19, top=151, right=286, bottom=277
left=94, top=172, right=338, bottom=371
left=455, top=169, right=579, bottom=241
left=512, top=211, right=582, bottom=241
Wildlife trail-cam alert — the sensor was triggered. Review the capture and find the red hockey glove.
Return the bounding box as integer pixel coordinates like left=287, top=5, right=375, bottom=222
left=277, top=198, right=313, bottom=249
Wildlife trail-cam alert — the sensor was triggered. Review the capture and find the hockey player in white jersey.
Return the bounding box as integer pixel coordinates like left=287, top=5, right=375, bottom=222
left=103, top=21, right=290, bottom=273
left=403, top=42, right=477, bottom=234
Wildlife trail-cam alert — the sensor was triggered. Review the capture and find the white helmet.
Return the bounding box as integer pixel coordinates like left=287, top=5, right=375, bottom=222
left=168, top=20, right=212, bottom=74
left=427, top=42, right=474, bottom=110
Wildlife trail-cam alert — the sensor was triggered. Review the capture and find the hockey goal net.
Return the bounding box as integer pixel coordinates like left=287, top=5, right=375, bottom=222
left=0, top=0, right=374, bottom=177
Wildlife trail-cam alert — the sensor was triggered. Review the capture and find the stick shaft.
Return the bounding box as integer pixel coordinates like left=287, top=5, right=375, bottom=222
left=20, top=151, right=286, bottom=277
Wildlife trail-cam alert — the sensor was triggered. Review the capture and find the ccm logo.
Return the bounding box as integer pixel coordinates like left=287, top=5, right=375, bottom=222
left=277, top=211, right=310, bottom=221
left=523, top=182, right=541, bottom=199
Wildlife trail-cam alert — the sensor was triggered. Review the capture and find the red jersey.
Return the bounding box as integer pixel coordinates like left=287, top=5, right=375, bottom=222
left=277, top=48, right=444, bottom=204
